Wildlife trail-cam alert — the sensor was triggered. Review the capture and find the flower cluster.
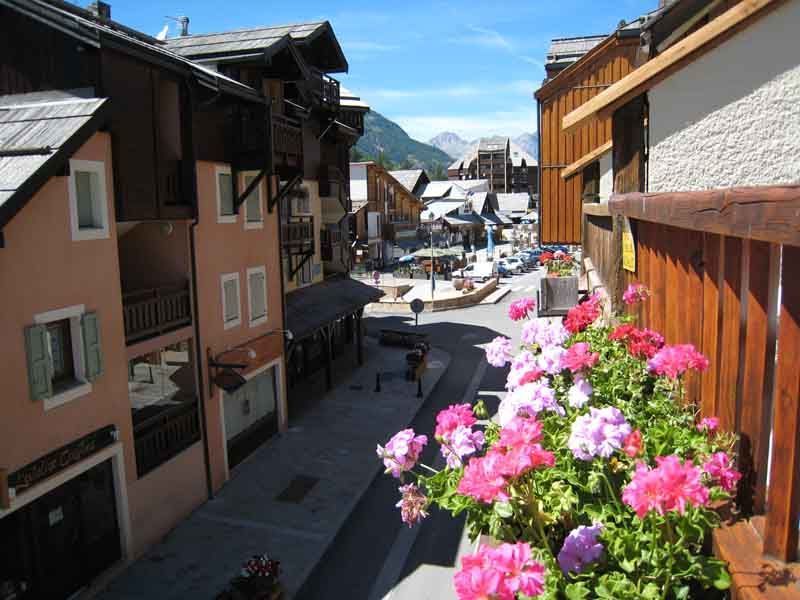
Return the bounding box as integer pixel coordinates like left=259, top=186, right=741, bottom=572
left=609, top=324, right=665, bottom=359
left=455, top=542, right=546, bottom=600
left=435, top=404, right=484, bottom=468
left=458, top=416, right=554, bottom=503
left=562, top=342, right=599, bottom=373
left=564, top=293, right=602, bottom=334
left=498, top=380, right=563, bottom=426
left=241, top=554, right=280, bottom=580
left=567, top=375, right=593, bottom=409
left=622, top=455, right=710, bottom=518
left=569, top=407, right=632, bottom=461
left=558, top=524, right=604, bottom=575
left=697, top=417, right=719, bottom=433
left=542, top=250, right=575, bottom=277
left=648, top=344, right=710, bottom=378
left=622, top=283, right=651, bottom=305
left=508, top=297, right=536, bottom=321
left=377, top=429, right=428, bottom=478
left=703, top=452, right=741, bottom=492
left=485, top=336, right=514, bottom=368
left=505, top=351, right=542, bottom=391
left=623, top=429, right=644, bottom=458
left=521, top=318, right=569, bottom=349
left=396, top=483, right=429, bottom=527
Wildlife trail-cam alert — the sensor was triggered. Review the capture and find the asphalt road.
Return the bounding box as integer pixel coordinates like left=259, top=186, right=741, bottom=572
left=296, top=269, right=543, bottom=600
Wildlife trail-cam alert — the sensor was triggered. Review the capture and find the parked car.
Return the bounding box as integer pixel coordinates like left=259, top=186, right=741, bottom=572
left=501, top=257, right=525, bottom=274
left=454, top=262, right=497, bottom=282
left=513, top=253, right=536, bottom=270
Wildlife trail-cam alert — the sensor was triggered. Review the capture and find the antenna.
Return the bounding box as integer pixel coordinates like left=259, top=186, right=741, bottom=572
left=166, top=15, right=190, bottom=37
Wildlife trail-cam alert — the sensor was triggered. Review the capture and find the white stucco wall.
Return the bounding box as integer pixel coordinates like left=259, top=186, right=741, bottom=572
left=648, top=0, right=800, bottom=192
left=598, top=151, right=613, bottom=203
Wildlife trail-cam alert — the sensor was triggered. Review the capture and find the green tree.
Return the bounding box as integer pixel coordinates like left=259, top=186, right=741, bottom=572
left=429, top=162, right=447, bottom=181
left=376, top=150, right=395, bottom=170
left=398, top=158, right=415, bottom=170
left=350, top=146, right=370, bottom=162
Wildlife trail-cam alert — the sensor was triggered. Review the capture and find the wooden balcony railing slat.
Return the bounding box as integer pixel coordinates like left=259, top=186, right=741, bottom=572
left=123, top=287, right=191, bottom=344
left=717, top=236, right=744, bottom=432
left=134, top=399, right=200, bottom=478
left=700, top=233, right=724, bottom=420
left=763, top=245, right=800, bottom=562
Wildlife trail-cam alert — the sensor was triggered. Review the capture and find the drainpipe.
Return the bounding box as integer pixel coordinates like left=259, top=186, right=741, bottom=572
left=536, top=95, right=543, bottom=247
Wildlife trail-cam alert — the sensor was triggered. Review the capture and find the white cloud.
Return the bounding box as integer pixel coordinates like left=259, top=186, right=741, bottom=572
left=455, top=26, right=514, bottom=51
left=393, top=109, right=538, bottom=142
left=359, top=80, right=538, bottom=102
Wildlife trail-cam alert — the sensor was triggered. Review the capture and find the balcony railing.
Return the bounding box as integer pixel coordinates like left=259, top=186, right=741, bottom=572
left=273, top=114, right=303, bottom=160
left=282, top=217, right=315, bottom=253
left=133, top=399, right=200, bottom=477
left=123, top=285, right=192, bottom=345
left=338, top=109, right=365, bottom=134
left=309, top=70, right=340, bottom=109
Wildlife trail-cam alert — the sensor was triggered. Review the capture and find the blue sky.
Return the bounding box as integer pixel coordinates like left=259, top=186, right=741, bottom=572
left=111, top=0, right=654, bottom=142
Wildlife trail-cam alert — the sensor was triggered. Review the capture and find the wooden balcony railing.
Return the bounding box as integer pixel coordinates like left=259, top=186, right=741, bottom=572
left=133, top=399, right=200, bottom=477
left=606, top=185, right=800, bottom=592
left=273, top=114, right=303, bottom=160
left=282, top=217, right=314, bottom=251
left=338, top=108, right=365, bottom=133
left=313, top=71, right=340, bottom=108
left=123, top=286, right=192, bottom=345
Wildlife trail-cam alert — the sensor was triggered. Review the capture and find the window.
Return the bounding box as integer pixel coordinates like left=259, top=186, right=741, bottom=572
left=216, top=166, right=236, bottom=223
left=247, top=266, right=268, bottom=326
left=69, top=159, right=109, bottom=241
left=25, top=305, right=103, bottom=410
left=292, top=194, right=311, bottom=216
left=243, top=173, right=263, bottom=229
left=296, top=260, right=313, bottom=286
left=221, top=272, right=241, bottom=329
left=582, top=161, right=600, bottom=203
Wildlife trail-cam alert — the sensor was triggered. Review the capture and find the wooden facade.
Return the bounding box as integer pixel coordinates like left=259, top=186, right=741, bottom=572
left=535, top=33, right=639, bottom=244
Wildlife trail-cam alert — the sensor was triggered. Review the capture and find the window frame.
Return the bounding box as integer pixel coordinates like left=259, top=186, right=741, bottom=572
left=216, top=165, right=237, bottom=224
left=246, top=266, right=268, bottom=327
left=68, top=159, right=110, bottom=241
left=242, top=172, right=264, bottom=230
left=220, top=272, right=242, bottom=330
left=33, top=304, right=92, bottom=410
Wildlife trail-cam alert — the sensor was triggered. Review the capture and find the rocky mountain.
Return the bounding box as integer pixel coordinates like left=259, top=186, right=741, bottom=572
left=428, top=131, right=539, bottom=161
left=427, top=132, right=471, bottom=161
left=354, top=111, right=453, bottom=179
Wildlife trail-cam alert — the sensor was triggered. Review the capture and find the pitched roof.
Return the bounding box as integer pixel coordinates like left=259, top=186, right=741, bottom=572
left=509, top=141, right=537, bottom=167
left=495, top=193, right=531, bottom=214
left=0, top=91, right=108, bottom=229
left=478, top=136, right=509, bottom=151
left=5, top=0, right=260, bottom=102
left=163, top=21, right=348, bottom=73
left=388, top=169, right=425, bottom=195
left=420, top=181, right=456, bottom=200
left=422, top=200, right=463, bottom=220
left=340, top=85, right=370, bottom=110
left=546, top=35, right=607, bottom=65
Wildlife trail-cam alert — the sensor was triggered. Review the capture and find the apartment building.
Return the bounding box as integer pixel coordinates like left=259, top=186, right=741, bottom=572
left=448, top=137, right=538, bottom=195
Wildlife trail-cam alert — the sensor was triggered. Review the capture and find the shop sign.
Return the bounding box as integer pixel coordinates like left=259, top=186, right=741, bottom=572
left=7, top=425, right=116, bottom=495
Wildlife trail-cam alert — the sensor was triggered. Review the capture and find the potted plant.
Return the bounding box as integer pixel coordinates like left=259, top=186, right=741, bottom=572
left=539, top=250, right=579, bottom=316
left=463, top=278, right=475, bottom=292
left=217, top=555, right=283, bottom=600
left=452, top=277, right=465, bottom=291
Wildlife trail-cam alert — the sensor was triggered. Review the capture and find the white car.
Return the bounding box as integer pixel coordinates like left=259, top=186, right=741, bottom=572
left=454, top=262, right=497, bottom=282
left=501, top=257, right=524, bottom=274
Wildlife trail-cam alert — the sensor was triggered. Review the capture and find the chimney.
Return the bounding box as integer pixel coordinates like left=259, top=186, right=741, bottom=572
left=177, top=15, right=190, bottom=36
left=87, top=1, right=111, bottom=19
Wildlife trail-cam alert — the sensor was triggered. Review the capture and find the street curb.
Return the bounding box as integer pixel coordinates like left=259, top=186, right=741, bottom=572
left=288, top=347, right=452, bottom=599
left=480, top=286, right=511, bottom=305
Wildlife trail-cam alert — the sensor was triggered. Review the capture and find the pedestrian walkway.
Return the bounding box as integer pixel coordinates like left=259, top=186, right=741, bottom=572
left=98, top=339, right=451, bottom=600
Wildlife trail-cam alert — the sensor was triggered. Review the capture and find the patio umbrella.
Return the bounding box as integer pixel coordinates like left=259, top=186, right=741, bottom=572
left=398, top=255, right=415, bottom=263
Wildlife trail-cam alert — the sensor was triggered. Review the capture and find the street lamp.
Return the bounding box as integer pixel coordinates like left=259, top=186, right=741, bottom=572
left=427, top=210, right=435, bottom=301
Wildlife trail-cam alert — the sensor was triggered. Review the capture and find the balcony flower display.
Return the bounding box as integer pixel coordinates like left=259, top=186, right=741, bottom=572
left=375, top=282, right=739, bottom=599
left=217, top=554, right=283, bottom=600
left=540, top=249, right=575, bottom=277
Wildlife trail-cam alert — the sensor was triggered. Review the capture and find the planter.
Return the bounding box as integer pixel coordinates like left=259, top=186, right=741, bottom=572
left=452, top=277, right=464, bottom=291
left=538, top=275, right=578, bottom=316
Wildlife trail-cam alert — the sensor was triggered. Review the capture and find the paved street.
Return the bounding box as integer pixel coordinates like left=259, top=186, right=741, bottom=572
left=296, top=267, right=542, bottom=599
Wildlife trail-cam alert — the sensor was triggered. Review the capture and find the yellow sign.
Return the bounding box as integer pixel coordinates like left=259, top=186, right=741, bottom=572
left=622, top=217, right=636, bottom=272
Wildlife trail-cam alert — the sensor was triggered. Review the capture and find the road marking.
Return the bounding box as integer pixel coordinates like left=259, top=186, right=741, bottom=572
left=526, top=286, right=537, bottom=292
left=511, top=286, right=523, bottom=292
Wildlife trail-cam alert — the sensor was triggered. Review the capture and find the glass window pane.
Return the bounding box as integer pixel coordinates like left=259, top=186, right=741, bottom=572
left=219, top=173, right=234, bottom=216
left=250, top=272, right=266, bottom=319
left=224, top=279, right=239, bottom=321
left=245, top=176, right=261, bottom=222
left=76, top=171, right=98, bottom=229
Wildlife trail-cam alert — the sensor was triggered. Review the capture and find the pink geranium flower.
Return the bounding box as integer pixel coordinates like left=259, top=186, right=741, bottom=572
left=485, top=336, right=514, bottom=368
left=622, top=455, right=710, bottom=518
left=562, top=342, right=600, bottom=373
left=623, top=430, right=643, bottom=458
left=564, top=293, right=602, bottom=334
left=703, top=452, right=741, bottom=493
left=376, top=429, right=428, bottom=478
left=697, top=417, right=719, bottom=433
left=457, top=452, right=511, bottom=503
left=648, top=344, right=710, bottom=379
left=623, top=283, right=651, bottom=305
left=435, top=404, right=477, bottom=439
left=454, top=543, right=546, bottom=600
left=508, top=297, right=536, bottom=321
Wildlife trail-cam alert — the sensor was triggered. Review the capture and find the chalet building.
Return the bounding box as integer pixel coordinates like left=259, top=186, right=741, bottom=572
left=389, top=168, right=431, bottom=198
left=421, top=192, right=509, bottom=250
left=495, top=193, right=533, bottom=224
left=561, top=1, right=800, bottom=593
left=447, top=137, right=538, bottom=196
left=350, top=162, right=425, bottom=266
left=0, top=1, right=370, bottom=596
left=544, top=35, right=606, bottom=80
left=419, top=180, right=489, bottom=205
left=165, top=20, right=379, bottom=400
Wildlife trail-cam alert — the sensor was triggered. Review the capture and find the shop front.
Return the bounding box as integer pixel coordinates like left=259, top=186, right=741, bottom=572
left=0, top=427, right=128, bottom=600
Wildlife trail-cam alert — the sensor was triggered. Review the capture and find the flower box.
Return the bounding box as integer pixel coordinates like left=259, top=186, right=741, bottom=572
left=538, top=274, right=578, bottom=316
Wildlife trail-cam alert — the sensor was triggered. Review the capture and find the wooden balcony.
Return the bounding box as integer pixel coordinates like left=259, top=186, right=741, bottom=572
left=273, top=114, right=303, bottom=177
left=308, top=70, right=340, bottom=110
left=123, top=286, right=192, bottom=345
left=133, top=398, right=200, bottom=477
left=338, top=108, right=365, bottom=135
left=282, top=217, right=315, bottom=254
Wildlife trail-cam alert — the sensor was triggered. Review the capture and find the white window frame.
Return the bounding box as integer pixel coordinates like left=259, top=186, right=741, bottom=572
left=220, top=272, right=241, bottom=330
left=68, top=159, right=110, bottom=241
left=33, top=304, right=92, bottom=411
left=242, top=172, right=264, bottom=230
left=216, top=165, right=237, bottom=224
left=246, top=266, right=268, bottom=327
left=292, top=187, right=312, bottom=216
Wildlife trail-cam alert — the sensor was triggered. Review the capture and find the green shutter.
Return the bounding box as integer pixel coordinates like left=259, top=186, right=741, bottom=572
left=81, top=312, right=104, bottom=381
left=25, top=324, right=53, bottom=400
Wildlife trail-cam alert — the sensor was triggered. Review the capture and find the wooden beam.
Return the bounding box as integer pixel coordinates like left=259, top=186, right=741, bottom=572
left=562, top=140, right=613, bottom=180
left=269, top=173, right=302, bottom=213
left=608, top=186, right=800, bottom=247
left=581, top=202, right=611, bottom=217
left=562, top=0, right=784, bottom=134
left=234, top=168, right=266, bottom=210
left=0, top=468, right=9, bottom=509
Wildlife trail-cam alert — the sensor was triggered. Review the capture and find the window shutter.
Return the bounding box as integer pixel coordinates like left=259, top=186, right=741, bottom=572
left=24, top=324, right=53, bottom=400
left=81, top=312, right=104, bottom=381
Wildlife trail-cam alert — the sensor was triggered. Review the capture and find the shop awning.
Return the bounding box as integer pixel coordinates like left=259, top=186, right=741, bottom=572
left=285, top=277, right=384, bottom=341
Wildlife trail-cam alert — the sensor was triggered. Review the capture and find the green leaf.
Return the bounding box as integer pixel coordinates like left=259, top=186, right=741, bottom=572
left=494, top=502, right=513, bottom=518
left=564, top=582, right=590, bottom=600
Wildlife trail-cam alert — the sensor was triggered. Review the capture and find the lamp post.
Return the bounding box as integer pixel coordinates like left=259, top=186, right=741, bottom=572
left=427, top=210, right=435, bottom=301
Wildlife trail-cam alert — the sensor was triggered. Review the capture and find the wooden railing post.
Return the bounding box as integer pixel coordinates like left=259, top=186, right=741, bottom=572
left=764, top=245, right=800, bottom=562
